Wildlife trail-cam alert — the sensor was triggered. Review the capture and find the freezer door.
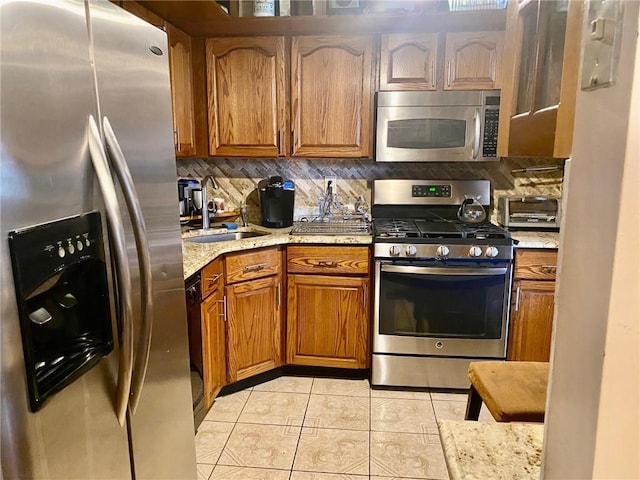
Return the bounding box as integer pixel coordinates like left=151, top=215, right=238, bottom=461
left=0, top=1, right=132, bottom=478
left=87, top=2, right=197, bottom=479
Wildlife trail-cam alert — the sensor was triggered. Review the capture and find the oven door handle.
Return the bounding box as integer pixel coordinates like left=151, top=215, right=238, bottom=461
left=380, top=264, right=508, bottom=276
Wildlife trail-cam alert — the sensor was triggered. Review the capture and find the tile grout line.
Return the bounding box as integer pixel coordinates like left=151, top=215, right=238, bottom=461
left=287, top=377, right=314, bottom=478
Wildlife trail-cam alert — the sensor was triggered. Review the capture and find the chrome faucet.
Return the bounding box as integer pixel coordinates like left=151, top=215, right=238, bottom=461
left=201, top=175, right=219, bottom=230
left=240, top=204, right=248, bottom=227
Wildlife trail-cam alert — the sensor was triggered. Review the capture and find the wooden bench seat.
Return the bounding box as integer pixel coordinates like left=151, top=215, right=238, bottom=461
left=465, top=361, right=549, bottom=423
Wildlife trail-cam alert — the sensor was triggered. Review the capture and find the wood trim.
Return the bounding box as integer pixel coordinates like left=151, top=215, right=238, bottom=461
left=191, top=36, right=209, bottom=157
left=553, top=0, right=583, bottom=158
left=497, top=0, right=523, bottom=156
left=138, top=3, right=506, bottom=37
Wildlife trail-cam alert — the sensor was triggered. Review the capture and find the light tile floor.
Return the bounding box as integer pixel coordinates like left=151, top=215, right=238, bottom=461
left=195, top=377, right=495, bottom=480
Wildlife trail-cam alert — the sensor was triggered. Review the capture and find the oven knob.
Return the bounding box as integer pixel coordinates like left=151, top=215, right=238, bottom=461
left=436, top=245, right=450, bottom=257
left=485, top=246, right=499, bottom=258
left=406, top=245, right=417, bottom=256
left=469, top=246, right=482, bottom=257
left=389, top=245, right=401, bottom=256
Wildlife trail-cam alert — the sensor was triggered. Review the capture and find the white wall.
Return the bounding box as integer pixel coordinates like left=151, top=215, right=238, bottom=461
left=542, top=3, right=640, bottom=478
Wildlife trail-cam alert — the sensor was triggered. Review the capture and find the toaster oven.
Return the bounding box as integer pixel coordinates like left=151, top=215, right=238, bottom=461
left=498, top=196, right=561, bottom=229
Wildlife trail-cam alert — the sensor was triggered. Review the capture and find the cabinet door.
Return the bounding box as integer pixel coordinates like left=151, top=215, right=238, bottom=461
left=167, top=23, right=196, bottom=157
left=201, top=285, right=227, bottom=409
left=380, top=33, right=438, bottom=91
left=226, top=275, right=282, bottom=382
left=508, top=279, right=556, bottom=362
left=287, top=274, right=369, bottom=368
left=497, top=0, right=583, bottom=157
left=444, top=31, right=504, bottom=90
left=206, top=37, right=288, bottom=157
left=291, top=35, right=373, bottom=158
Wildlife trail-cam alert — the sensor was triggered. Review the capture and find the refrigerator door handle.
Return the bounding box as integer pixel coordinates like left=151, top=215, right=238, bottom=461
left=87, top=115, right=133, bottom=427
left=102, top=116, right=154, bottom=415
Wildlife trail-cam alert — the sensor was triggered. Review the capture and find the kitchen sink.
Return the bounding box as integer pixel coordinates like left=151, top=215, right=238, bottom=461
left=187, top=231, right=268, bottom=244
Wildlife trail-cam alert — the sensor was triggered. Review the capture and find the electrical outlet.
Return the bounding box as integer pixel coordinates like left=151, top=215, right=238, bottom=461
left=323, top=175, right=337, bottom=193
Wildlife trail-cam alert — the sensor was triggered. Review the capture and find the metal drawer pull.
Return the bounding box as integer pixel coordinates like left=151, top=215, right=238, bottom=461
left=363, top=284, right=367, bottom=308
left=207, top=273, right=223, bottom=284
left=316, top=260, right=337, bottom=267
left=277, top=283, right=281, bottom=308
left=541, top=265, right=557, bottom=269
left=222, top=295, right=228, bottom=322
left=515, top=286, right=521, bottom=312
left=244, top=262, right=267, bottom=272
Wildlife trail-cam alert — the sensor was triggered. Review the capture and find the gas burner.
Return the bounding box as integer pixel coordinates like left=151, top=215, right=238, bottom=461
left=374, top=219, right=420, bottom=238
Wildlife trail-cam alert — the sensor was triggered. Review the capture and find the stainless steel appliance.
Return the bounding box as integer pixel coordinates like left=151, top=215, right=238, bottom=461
left=1, top=1, right=196, bottom=478
left=259, top=176, right=296, bottom=228
left=498, top=195, right=561, bottom=229
left=371, top=180, right=514, bottom=389
left=375, top=90, right=500, bottom=162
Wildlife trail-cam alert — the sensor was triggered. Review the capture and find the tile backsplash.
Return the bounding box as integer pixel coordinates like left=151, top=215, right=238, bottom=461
left=176, top=157, right=564, bottom=223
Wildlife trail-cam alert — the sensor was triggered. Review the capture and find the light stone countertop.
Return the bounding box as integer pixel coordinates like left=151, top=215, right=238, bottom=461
left=181, top=223, right=372, bottom=280
left=181, top=226, right=559, bottom=280
left=438, top=420, right=544, bottom=480
left=510, top=230, right=560, bottom=249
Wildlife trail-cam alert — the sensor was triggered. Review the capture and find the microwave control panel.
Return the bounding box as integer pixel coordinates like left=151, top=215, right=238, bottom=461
left=482, top=108, right=499, bottom=158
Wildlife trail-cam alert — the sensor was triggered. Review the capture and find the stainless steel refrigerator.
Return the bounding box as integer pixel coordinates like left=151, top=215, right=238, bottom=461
left=0, top=1, right=197, bottom=478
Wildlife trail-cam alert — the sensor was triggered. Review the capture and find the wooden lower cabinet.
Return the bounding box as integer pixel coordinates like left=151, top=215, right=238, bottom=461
left=507, top=249, right=558, bottom=362
left=507, top=279, right=556, bottom=361
left=201, top=285, right=226, bottom=409
left=287, top=274, right=369, bottom=368
left=226, top=271, right=283, bottom=382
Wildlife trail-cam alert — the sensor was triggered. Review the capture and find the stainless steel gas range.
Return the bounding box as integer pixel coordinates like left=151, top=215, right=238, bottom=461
left=371, top=179, right=514, bottom=389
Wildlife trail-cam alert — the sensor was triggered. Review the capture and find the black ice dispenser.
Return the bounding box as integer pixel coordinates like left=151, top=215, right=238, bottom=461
left=258, top=176, right=295, bottom=228
left=8, top=212, right=113, bottom=412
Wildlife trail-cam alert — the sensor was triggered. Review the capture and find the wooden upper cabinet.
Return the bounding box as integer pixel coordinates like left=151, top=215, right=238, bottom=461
left=380, top=33, right=438, bottom=91
left=444, top=31, right=504, bottom=90
left=291, top=35, right=373, bottom=158
left=206, top=37, right=287, bottom=157
left=497, top=0, right=583, bottom=157
left=166, top=23, right=197, bottom=156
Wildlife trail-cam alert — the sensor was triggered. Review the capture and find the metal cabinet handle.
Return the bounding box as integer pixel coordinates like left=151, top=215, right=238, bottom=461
left=207, top=273, right=223, bottom=285
left=176, top=127, right=181, bottom=152
left=515, top=286, right=521, bottom=312
left=363, top=284, right=367, bottom=308
left=447, top=60, right=452, bottom=87
left=541, top=264, right=557, bottom=272
left=317, top=260, right=337, bottom=267
left=277, top=282, right=281, bottom=308
left=103, top=116, right=153, bottom=415
left=223, top=295, right=228, bottom=322
left=87, top=115, right=133, bottom=427
left=244, top=263, right=267, bottom=272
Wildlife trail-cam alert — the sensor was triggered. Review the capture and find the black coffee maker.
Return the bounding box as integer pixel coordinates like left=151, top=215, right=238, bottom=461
left=258, top=176, right=295, bottom=228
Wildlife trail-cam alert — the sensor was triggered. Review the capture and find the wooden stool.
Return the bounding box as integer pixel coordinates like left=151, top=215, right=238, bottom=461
left=464, top=361, right=549, bottom=423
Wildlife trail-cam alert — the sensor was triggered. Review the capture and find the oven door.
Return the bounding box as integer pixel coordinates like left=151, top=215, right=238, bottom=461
left=376, top=105, right=480, bottom=162
left=373, top=261, right=511, bottom=358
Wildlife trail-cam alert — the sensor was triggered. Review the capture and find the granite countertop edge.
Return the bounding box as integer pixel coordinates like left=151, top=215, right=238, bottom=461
left=182, top=227, right=560, bottom=280
left=182, top=223, right=372, bottom=279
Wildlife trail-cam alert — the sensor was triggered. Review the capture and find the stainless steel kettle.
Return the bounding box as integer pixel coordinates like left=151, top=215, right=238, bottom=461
left=457, top=195, right=486, bottom=223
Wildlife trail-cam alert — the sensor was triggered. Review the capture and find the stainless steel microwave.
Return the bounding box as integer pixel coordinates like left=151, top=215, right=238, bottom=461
left=375, top=90, right=500, bottom=162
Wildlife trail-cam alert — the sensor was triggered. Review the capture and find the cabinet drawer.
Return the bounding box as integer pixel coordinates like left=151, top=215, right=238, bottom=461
left=201, top=257, right=224, bottom=298
left=225, top=247, right=280, bottom=284
left=287, top=246, right=369, bottom=275
left=514, top=249, right=558, bottom=280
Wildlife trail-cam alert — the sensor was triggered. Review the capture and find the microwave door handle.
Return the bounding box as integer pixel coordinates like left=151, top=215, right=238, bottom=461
left=472, top=108, right=481, bottom=159
left=103, top=116, right=153, bottom=415
left=87, top=115, right=133, bottom=427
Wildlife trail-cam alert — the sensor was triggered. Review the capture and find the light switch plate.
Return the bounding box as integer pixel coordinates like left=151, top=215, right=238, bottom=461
left=581, top=0, right=624, bottom=91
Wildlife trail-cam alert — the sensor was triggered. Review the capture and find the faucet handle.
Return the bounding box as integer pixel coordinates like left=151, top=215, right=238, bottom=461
left=240, top=204, right=248, bottom=227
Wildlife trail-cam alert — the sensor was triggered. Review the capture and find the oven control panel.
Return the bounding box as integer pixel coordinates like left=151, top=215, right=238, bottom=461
left=411, top=184, right=451, bottom=198
left=377, top=243, right=513, bottom=261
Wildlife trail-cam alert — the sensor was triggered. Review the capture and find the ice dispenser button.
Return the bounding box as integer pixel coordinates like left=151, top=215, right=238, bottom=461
left=58, top=292, right=78, bottom=309
left=28, top=307, right=52, bottom=325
